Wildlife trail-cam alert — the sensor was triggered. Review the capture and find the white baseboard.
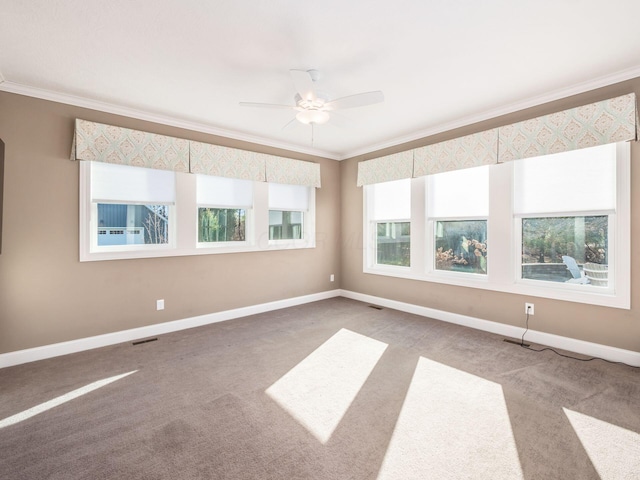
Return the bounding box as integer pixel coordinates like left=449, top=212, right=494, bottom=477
left=3, top=288, right=638, bottom=369
left=0, top=289, right=341, bottom=369
left=340, top=290, right=640, bottom=367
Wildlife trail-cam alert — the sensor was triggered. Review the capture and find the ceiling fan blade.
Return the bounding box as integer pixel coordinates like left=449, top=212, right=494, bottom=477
left=282, top=116, right=299, bottom=131
left=325, top=110, right=351, bottom=129
left=290, top=69, right=317, bottom=102
left=239, top=102, right=297, bottom=110
left=325, top=91, right=384, bottom=110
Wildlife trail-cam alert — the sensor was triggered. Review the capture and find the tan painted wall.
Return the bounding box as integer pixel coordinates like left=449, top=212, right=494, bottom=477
left=0, top=92, right=341, bottom=354
left=341, top=78, right=640, bottom=353
left=3, top=76, right=640, bottom=356
left=0, top=138, right=4, bottom=254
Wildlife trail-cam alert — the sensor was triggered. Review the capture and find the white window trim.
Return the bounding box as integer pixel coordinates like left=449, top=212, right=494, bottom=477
left=79, top=162, right=316, bottom=261
left=363, top=142, right=631, bottom=309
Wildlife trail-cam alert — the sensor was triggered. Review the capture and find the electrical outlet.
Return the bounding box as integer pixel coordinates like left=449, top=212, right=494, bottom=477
left=330, top=274, right=335, bottom=282
left=157, top=299, right=165, bottom=311
left=525, top=303, right=534, bottom=315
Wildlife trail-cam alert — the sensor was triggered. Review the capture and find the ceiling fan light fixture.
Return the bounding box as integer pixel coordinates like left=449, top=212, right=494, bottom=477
left=296, top=109, right=330, bottom=125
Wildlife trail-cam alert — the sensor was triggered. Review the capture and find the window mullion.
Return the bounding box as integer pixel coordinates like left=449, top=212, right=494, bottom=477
left=488, top=163, right=513, bottom=285
left=410, top=177, right=425, bottom=274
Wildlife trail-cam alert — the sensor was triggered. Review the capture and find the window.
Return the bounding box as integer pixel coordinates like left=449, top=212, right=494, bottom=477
left=367, top=178, right=411, bottom=267
left=363, top=142, right=630, bottom=308
left=85, top=161, right=175, bottom=253
left=198, top=208, right=246, bottom=242
left=97, top=204, right=168, bottom=245
left=268, top=183, right=313, bottom=243
left=514, top=144, right=616, bottom=288
left=428, top=167, right=489, bottom=275
left=196, top=175, right=252, bottom=244
left=80, top=163, right=317, bottom=261
left=435, top=220, right=487, bottom=274
left=269, top=210, right=303, bottom=240
left=376, top=221, right=410, bottom=266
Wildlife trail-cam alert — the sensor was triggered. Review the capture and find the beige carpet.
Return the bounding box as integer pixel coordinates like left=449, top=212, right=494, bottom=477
left=1, top=297, right=638, bottom=479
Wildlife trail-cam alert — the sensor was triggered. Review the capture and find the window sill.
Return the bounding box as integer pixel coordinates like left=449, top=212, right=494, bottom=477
left=81, top=241, right=316, bottom=262
left=363, top=267, right=629, bottom=309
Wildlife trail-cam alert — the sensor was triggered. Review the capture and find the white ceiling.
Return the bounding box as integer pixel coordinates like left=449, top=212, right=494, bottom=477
left=2, top=0, right=640, bottom=160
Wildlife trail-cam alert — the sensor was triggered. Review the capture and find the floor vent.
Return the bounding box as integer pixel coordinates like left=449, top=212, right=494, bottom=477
left=368, top=305, right=384, bottom=310
left=133, top=338, right=158, bottom=346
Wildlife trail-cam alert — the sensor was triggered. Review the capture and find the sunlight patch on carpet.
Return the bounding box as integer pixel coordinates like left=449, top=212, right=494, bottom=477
left=377, top=357, right=523, bottom=480
left=0, top=370, right=137, bottom=429
left=564, top=408, right=640, bottom=480
left=266, top=328, right=387, bottom=444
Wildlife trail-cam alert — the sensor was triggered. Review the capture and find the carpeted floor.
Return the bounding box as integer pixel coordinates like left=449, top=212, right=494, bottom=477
left=1, top=298, right=638, bottom=479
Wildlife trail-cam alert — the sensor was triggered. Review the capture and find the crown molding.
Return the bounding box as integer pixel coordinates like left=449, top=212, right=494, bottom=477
left=341, top=64, right=640, bottom=160
left=0, top=81, right=341, bottom=161
left=2, top=64, right=640, bottom=162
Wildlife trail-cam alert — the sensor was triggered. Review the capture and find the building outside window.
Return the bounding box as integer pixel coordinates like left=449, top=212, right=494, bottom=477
left=87, top=161, right=175, bottom=251
left=97, top=204, right=169, bottom=246
left=269, top=210, right=303, bottom=240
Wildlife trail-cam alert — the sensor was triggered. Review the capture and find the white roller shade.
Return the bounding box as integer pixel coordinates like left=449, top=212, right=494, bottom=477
left=269, top=183, right=309, bottom=210
left=90, top=161, right=175, bottom=204
left=196, top=175, right=253, bottom=207
left=514, top=143, right=616, bottom=214
left=428, top=166, right=489, bottom=218
left=371, top=178, right=411, bottom=220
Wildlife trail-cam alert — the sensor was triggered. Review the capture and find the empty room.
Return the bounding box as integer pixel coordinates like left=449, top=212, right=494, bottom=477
left=1, top=2, right=639, bottom=479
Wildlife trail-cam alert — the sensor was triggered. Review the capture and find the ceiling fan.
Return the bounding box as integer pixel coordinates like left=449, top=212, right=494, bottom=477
left=239, top=69, right=384, bottom=126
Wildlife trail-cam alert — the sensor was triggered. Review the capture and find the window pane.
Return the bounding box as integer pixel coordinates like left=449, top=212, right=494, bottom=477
left=428, top=166, right=489, bottom=218
left=97, top=204, right=169, bottom=245
left=269, top=210, right=303, bottom=240
left=198, top=208, right=246, bottom=242
left=435, top=220, right=487, bottom=274
left=377, top=221, right=410, bottom=267
left=521, top=216, right=608, bottom=285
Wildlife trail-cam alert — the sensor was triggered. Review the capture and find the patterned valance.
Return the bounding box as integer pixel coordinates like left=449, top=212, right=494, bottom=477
left=71, top=119, right=322, bottom=185
left=189, top=141, right=266, bottom=182
left=71, top=119, right=189, bottom=172
left=265, top=156, right=321, bottom=188
left=356, top=151, right=414, bottom=186
left=498, top=93, right=638, bottom=162
left=413, top=129, right=498, bottom=176
left=357, top=93, right=637, bottom=186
